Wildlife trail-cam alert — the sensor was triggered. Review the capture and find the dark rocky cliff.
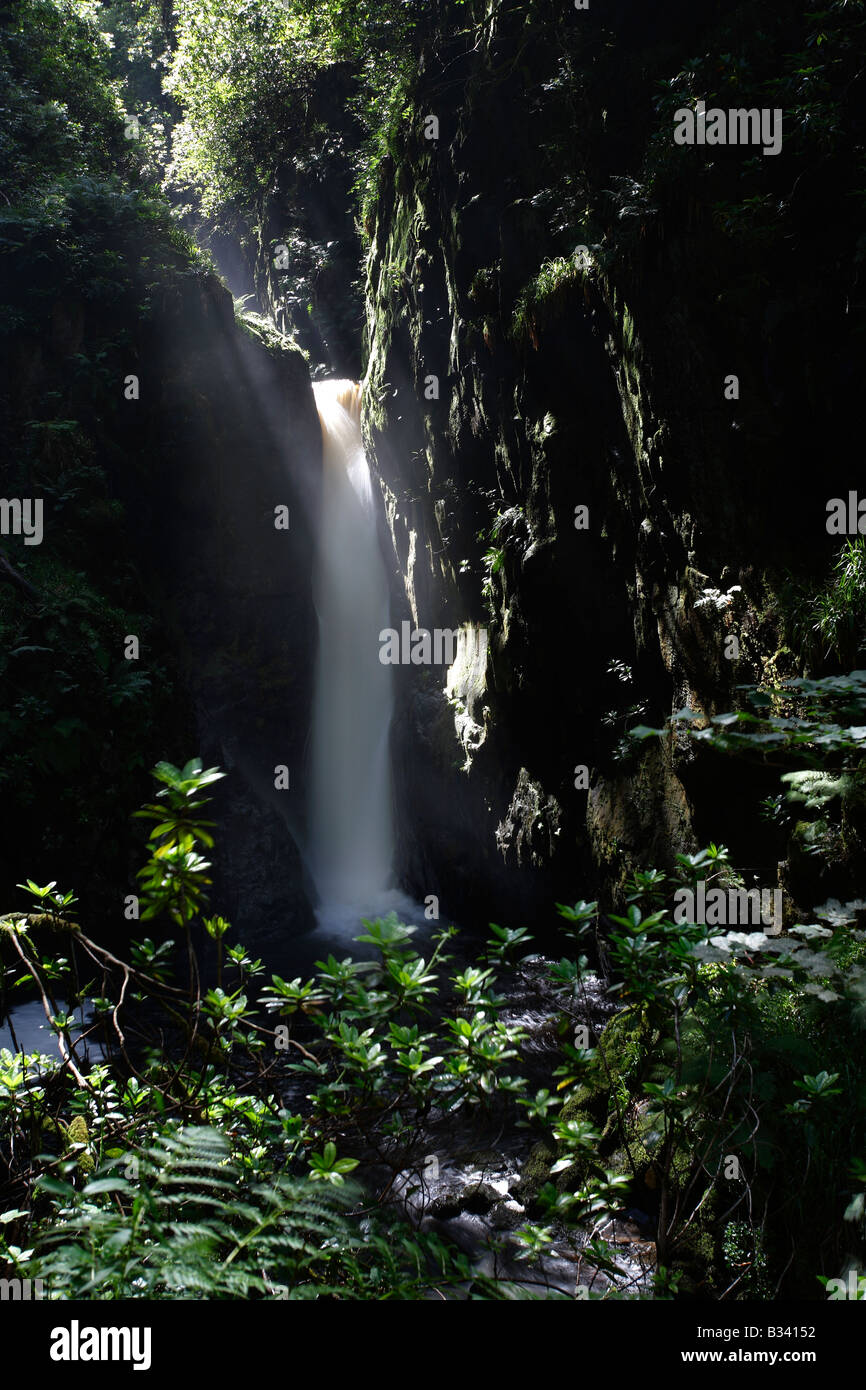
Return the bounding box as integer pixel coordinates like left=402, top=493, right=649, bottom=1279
left=130, top=275, right=323, bottom=946
left=1, top=196, right=321, bottom=940
left=361, top=0, right=864, bottom=929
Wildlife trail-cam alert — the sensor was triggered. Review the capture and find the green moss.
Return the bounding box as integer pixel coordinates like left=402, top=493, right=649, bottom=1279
left=235, top=307, right=307, bottom=361
left=599, top=1006, right=649, bottom=1074
left=63, top=1114, right=95, bottom=1174
left=517, top=1138, right=556, bottom=1202
left=672, top=1222, right=719, bottom=1296
left=622, top=304, right=636, bottom=353
left=521, top=1006, right=653, bottom=1198
left=510, top=250, right=589, bottom=345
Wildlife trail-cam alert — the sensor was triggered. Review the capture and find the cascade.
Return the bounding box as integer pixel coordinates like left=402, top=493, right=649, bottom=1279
left=308, top=380, right=397, bottom=925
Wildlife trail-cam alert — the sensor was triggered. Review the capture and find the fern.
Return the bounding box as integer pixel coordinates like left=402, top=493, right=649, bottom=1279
left=28, top=1124, right=473, bottom=1299
left=31, top=1126, right=359, bottom=1299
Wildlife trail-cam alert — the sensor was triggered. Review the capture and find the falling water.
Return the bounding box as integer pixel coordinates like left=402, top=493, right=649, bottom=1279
left=309, top=380, right=396, bottom=925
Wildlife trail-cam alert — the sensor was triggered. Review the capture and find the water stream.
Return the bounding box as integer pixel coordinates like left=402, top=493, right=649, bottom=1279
left=308, top=380, right=412, bottom=937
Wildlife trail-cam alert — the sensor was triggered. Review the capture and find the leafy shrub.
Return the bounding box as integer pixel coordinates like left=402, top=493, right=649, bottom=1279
left=4, top=751, right=865, bottom=1298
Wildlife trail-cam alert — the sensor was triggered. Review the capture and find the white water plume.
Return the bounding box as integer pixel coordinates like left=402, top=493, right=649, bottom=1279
left=308, top=379, right=401, bottom=929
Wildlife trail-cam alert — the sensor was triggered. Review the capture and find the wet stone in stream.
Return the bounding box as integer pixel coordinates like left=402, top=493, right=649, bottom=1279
left=381, top=962, right=654, bottom=1298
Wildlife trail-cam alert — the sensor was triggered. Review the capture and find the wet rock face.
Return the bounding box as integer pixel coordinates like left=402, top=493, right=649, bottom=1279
left=130, top=276, right=323, bottom=941
left=362, top=6, right=862, bottom=926
left=3, top=251, right=322, bottom=938
left=362, top=27, right=677, bottom=927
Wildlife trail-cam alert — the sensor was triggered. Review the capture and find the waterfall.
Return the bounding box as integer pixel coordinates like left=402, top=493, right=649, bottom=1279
left=309, top=380, right=396, bottom=924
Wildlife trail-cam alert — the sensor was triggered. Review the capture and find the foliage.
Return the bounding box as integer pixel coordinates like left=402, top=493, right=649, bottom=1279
left=601, top=659, right=648, bottom=763
left=3, top=757, right=865, bottom=1298
left=0, top=0, right=129, bottom=202
left=32, top=1125, right=360, bottom=1298
left=548, top=860, right=866, bottom=1296
left=0, top=173, right=197, bottom=910
left=164, top=0, right=421, bottom=227
left=631, top=670, right=866, bottom=774
left=0, top=763, right=542, bottom=1297
left=812, top=540, right=866, bottom=666
left=0, top=0, right=212, bottom=915
left=479, top=507, right=527, bottom=608
left=645, top=0, right=866, bottom=239
left=511, top=249, right=592, bottom=347
left=630, top=669, right=866, bottom=904
left=96, top=0, right=177, bottom=185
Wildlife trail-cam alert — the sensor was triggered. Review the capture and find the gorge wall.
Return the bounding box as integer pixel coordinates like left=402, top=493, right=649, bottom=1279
left=1, top=196, right=321, bottom=942
left=360, top=0, right=863, bottom=929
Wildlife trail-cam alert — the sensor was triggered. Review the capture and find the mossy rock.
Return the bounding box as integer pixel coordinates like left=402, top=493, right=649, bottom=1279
left=559, top=1080, right=607, bottom=1126
left=520, top=1007, right=655, bottom=1200
left=516, top=1138, right=556, bottom=1205
left=559, top=1004, right=650, bottom=1127
left=668, top=1189, right=722, bottom=1296
left=596, top=1005, right=650, bottom=1079
left=608, top=1104, right=665, bottom=1185
left=63, top=1114, right=95, bottom=1174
